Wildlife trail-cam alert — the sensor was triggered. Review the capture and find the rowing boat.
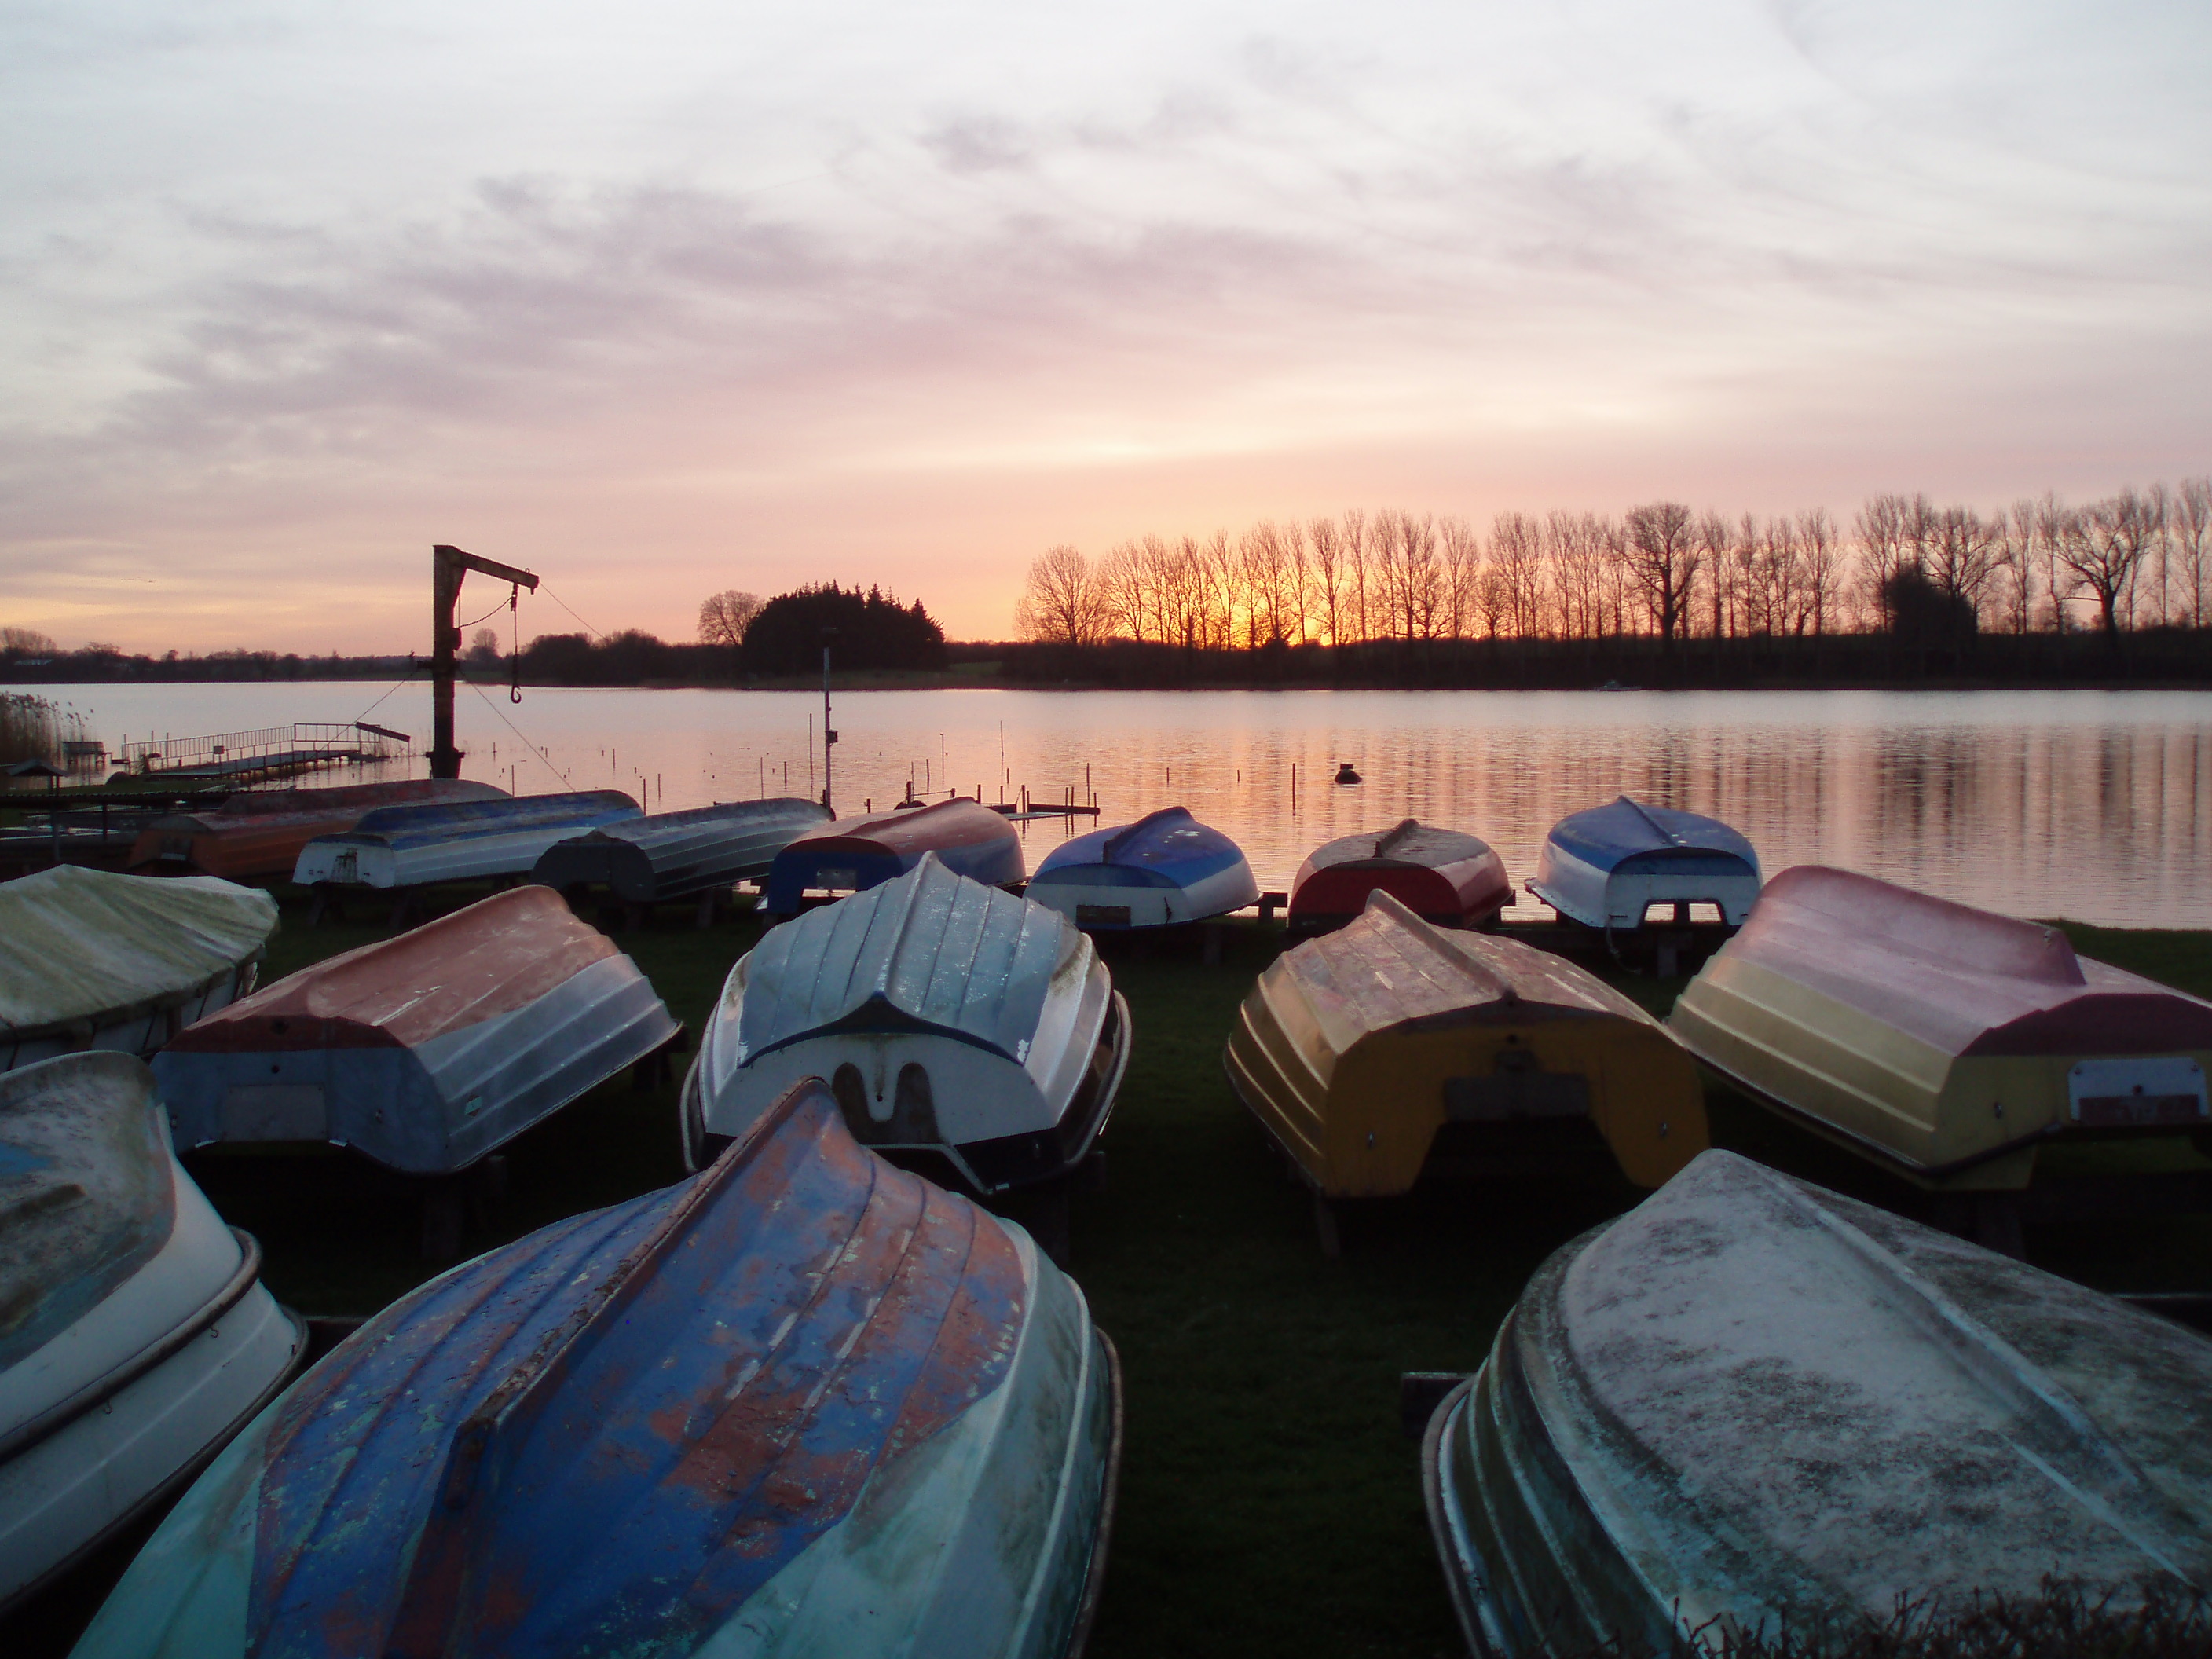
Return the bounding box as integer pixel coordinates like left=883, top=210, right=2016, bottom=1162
left=1668, top=864, right=2212, bottom=1207
left=532, top=796, right=829, bottom=903
left=72, top=1076, right=1121, bottom=1659
left=1527, top=796, right=1760, bottom=931
left=154, top=885, right=678, bottom=1175
left=1289, top=819, right=1511, bottom=934
left=0, top=867, right=276, bottom=1073
left=1025, top=806, right=1258, bottom=931
left=127, top=779, right=507, bottom=882
left=761, top=797, right=1023, bottom=914
left=686, top=853, right=1129, bottom=1202
left=1423, top=1148, right=2212, bottom=1657
left=0, top=1053, right=301, bottom=1613
left=1225, top=893, right=1704, bottom=1248
left=291, top=790, right=639, bottom=890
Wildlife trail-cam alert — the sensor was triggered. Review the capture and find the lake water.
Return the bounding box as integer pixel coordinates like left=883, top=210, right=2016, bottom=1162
left=21, top=681, right=2212, bottom=929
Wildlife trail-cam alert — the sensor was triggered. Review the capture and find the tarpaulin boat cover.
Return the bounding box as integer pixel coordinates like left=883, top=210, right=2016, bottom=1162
left=739, top=852, right=1076, bottom=1068
left=0, top=869, right=276, bottom=1046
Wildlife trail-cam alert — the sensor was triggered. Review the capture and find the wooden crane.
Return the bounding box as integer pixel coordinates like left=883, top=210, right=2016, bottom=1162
left=430, top=544, right=538, bottom=779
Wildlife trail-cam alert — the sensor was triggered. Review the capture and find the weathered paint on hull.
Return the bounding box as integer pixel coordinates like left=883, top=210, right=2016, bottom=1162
left=73, top=1080, right=1119, bottom=1659
left=154, top=886, right=678, bottom=1174
left=1224, top=893, right=1705, bottom=1199
left=1422, top=1149, right=2212, bottom=1657
left=1669, top=866, right=2212, bottom=1192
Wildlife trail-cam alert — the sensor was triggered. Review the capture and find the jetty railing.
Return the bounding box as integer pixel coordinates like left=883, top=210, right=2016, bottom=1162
left=119, top=721, right=412, bottom=780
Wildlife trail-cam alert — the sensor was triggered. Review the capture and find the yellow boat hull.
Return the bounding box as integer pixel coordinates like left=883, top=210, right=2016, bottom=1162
left=1224, top=892, right=1706, bottom=1199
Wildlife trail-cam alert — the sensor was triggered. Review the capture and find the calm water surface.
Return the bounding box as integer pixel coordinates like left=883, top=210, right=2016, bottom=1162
left=25, top=683, right=2212, bottom=929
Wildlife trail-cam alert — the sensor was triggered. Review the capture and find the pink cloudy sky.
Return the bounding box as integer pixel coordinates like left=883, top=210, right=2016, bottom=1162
left=2, top=0, right=2208, bottom=654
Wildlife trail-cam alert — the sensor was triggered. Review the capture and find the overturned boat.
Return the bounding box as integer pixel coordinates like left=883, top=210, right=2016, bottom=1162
left=155, top=884, right=678, bottom=1175
left=127, top=778, right=507, bottom=882
left=291, top=789, right=639, bottom=891
left=533, top=796, right=829, bottom=904
left=1026, top=806, right=1259, bottom=931
left=762, top=797, right=1023, bottom=914
left=74, top=1076, right=1121, bottom=1659
left=1668, top=865, right=2212, bottom=1227
left=1422, top=1148, right=2212, bottom=1657
left=687, top=853, right=1128, bottom=1203
left=0, top=1053, right=302, bottom=1613
left=1289, top=819, right=1511, bottom=934
left=1, top=866, right=276, bottom=1073
left=1527, top=795, right=1760, bottom=932
left=1225, top=892, right=1704, bottom=1250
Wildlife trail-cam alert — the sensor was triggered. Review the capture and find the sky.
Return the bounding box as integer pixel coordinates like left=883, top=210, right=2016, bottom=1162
left=1, top=0, right=2207, bottom=654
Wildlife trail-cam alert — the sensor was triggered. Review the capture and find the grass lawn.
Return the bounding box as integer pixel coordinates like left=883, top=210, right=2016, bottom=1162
left=10, top=899, right=2212, bottom=1657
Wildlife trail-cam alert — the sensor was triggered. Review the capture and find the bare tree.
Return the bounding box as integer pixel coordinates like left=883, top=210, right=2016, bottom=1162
left=1621, top=502, right=1702, bottom=646
left=1990, top=504, right=2039, bottom=635
left=2174, top=478, right=2212, bottom=630
left=698, top=590, right=763, bottom=656
left=1439, top=516, right=1481, bottom=639
left=1342, top=510, right=1371, bottom=646
left=1489, top=512, right=1547, bottom=639
left=2059, top=487, right=2164, bottom=645
left=466, top=627, right=501, bottom=667
left=1014, top=544, right=1108, bottom=646
left=2, top=626, right=58, bottom=655
left=1925, top=507, right=2001, bottom=627
left=1307, top=516, right=1346, bottom=646
left=1796, top=510, right=1843, bottom=635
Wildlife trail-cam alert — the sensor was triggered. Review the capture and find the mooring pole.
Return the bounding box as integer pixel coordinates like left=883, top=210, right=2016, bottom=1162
left=820, top=627, right=838, bottom=815
left=430, top=544, right=538, bottom=779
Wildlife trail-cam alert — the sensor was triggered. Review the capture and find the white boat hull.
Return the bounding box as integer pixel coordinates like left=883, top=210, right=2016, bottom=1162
left=1529, top=840, right=1760, bottom=930
left=1026, top=862, right=1258, bottom=930
left=0, top=1166, right=302, bottom=1611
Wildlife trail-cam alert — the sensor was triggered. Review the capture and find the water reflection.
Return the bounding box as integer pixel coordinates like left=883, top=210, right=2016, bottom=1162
left=27, top=683, right=2212, bottom=928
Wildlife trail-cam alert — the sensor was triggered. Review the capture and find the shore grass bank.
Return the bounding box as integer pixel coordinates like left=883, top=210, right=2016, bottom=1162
left=8, top=898, right=2211, bottom=1657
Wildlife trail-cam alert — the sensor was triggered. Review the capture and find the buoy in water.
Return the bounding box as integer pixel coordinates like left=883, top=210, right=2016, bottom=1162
left=1333, top=762, right=1362, bottom=785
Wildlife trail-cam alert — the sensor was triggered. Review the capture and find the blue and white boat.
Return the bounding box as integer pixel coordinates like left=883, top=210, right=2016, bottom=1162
left=1024, top=807, right=1259, bottom=931
left=74, top=1076, right=1121, bottom=1659
left=762, top=797, right=1024, bottom=915
left=1, top=1053, right=301, bottom=1613
left=686, top=854, right=1129, bottom=1199
left=1526, top=796, right=1760, bottom=932
left=533, top=797, right=830, bottom=904
left=291, top=790, right=639, bottom=891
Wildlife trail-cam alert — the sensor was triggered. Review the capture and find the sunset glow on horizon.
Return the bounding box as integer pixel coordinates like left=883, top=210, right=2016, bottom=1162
left=2, top=0, right=2207, bottom=654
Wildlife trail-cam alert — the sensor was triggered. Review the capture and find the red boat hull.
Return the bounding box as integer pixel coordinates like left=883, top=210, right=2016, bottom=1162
left=1291, top=821, right=1511, bottom=932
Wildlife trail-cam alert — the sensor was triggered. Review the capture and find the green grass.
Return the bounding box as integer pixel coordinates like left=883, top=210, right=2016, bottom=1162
left=12, top=906, right=2212, bottom=1657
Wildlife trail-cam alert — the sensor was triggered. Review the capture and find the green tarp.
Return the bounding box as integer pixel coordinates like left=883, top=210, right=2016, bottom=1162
left=0, top=866, right=276, bottom=1042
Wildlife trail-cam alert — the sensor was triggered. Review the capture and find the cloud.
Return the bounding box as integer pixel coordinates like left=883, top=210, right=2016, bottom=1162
left=2, top=0, right=2209, bottom=651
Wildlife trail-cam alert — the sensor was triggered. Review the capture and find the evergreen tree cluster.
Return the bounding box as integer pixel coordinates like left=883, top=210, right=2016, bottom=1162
left=739, top=584, right=946, bottom=676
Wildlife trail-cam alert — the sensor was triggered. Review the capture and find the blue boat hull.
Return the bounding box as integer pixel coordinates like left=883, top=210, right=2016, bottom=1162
left=73, top=1080, right=1119, bottom=1659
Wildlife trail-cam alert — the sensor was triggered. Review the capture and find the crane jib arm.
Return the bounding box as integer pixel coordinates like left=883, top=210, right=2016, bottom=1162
left=430, top=544, right=541, bottom=780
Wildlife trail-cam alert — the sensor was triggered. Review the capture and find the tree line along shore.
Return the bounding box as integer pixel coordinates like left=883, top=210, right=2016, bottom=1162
left=6, top=482, right=2211, bottom=698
